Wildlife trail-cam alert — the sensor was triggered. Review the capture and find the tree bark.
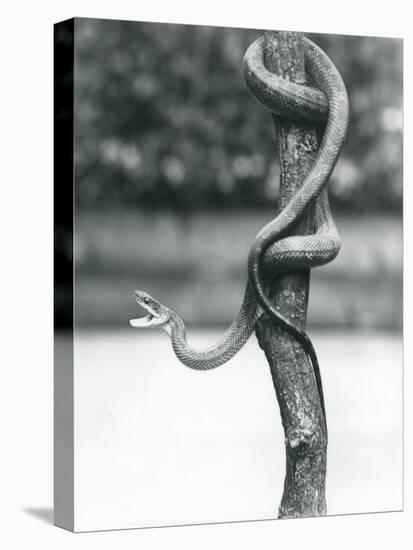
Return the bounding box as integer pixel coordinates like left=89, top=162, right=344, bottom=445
left=255, top=30, right=327, bottom=518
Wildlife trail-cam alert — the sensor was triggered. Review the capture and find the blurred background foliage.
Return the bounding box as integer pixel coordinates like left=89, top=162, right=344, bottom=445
left=67, top=19, right=402, bottom=330
left=74, top=19, right=402, bottom=214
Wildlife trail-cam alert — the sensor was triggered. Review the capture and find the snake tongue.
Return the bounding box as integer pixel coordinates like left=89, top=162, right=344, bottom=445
left=130, top=314, right=153, bottom=328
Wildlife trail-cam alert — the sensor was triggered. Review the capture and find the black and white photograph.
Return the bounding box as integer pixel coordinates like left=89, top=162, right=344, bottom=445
left=53, top=16, right=403, bottom=532
left=2, top=0, right=413, bottom=548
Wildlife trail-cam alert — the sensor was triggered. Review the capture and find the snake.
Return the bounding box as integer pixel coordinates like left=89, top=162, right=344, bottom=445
left=130, top=36, right=349, bottom=428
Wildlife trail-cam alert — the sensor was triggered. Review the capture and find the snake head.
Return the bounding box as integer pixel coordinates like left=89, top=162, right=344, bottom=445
left=130, top=290, right=170, bottom=329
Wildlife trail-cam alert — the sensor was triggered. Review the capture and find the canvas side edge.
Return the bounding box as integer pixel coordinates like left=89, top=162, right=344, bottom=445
left=53, top=17, right=75, bottom=532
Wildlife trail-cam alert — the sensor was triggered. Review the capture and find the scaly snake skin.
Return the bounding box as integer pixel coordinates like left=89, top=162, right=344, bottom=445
left=131, top=36, right=349, bottom=425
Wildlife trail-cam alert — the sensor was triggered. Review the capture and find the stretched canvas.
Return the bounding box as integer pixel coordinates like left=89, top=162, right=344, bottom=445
left=54, top=17, right=403, bottom=532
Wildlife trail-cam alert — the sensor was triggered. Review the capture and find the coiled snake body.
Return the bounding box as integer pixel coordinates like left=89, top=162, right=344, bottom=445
left=131, top=37, right=349, bottom=426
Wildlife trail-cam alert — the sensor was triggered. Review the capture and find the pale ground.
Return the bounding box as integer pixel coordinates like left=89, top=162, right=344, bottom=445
left=71, top=329, right=403, bottom=532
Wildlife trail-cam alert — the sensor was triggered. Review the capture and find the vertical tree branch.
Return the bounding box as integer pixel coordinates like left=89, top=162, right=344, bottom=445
left=255, top=31, right=327, bottom=517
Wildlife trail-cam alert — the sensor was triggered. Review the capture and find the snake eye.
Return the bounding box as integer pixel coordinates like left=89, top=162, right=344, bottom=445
left=143, top=297, right=150, bottom=304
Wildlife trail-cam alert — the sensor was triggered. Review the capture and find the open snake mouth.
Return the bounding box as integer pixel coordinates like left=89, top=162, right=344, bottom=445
left=130, top=301, right=159, bottom=328
left=130, top=313, right=155, bottom=328
left=130, top=290, right=166, bottom=329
